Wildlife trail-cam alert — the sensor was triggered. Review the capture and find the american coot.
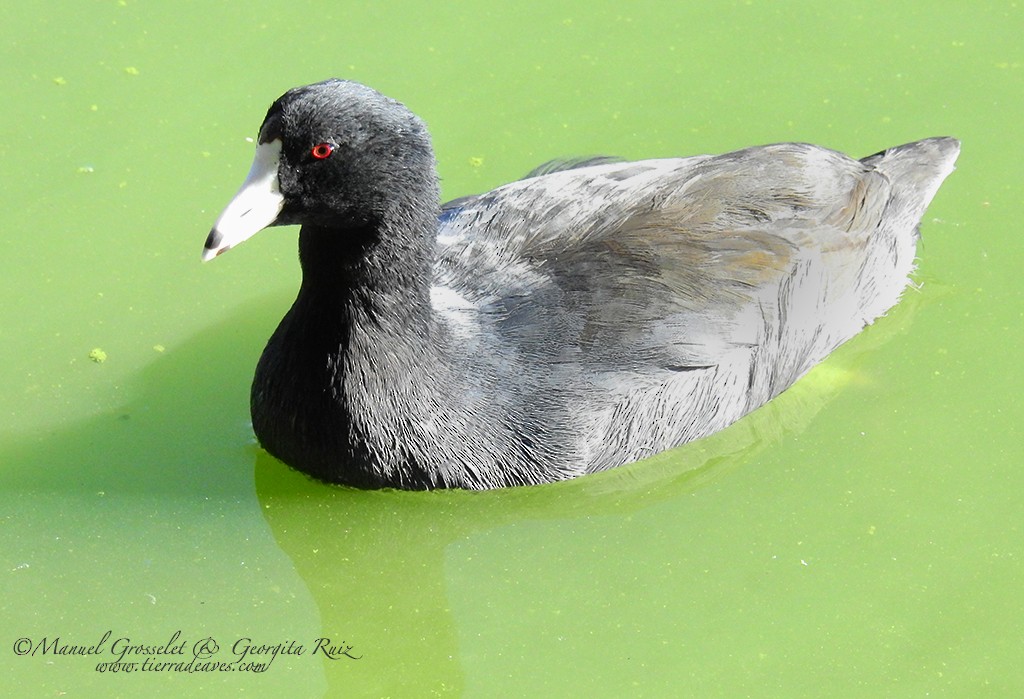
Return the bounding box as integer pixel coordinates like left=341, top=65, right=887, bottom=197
left=203, top=79, right=959, bottom=490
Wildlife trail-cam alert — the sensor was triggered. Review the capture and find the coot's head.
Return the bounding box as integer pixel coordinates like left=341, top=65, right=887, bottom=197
left=203, top=79, right=437, bottom=260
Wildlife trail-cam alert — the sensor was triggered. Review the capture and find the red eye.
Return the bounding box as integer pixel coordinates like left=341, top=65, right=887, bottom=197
left=311, top=143, right=334, bottom=159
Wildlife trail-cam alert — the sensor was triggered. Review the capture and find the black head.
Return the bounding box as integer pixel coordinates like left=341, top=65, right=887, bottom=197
left=203, top=79, right=438, bottom=260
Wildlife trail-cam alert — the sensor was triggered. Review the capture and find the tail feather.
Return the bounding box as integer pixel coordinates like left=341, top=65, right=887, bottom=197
left=861, top=137, right=960, bottom=228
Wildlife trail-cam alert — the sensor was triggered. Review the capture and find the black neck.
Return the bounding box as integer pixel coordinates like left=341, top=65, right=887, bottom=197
left=294, top=212, right=436, bottom=335
left=254, top=211, right=449, bottom=487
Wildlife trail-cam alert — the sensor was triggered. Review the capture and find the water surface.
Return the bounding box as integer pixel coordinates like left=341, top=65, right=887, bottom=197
left=2, top=2, right=1020, bottom=696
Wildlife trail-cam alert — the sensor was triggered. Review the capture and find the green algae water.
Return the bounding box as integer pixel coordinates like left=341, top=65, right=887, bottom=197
left=2, top=2, right=1021, bottom=696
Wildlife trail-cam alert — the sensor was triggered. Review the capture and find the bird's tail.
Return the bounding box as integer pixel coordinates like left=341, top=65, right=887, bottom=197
left=860, top=137, right=960, bottom=228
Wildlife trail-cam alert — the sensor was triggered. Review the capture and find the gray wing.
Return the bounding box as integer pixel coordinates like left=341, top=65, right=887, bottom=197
left=439, top=155, right=625, bottom=213
left=431, top=140, right=957, bottom=470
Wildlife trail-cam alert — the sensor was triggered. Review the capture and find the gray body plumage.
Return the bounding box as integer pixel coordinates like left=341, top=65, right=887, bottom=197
left=204, top=80, right=959, bottom=490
